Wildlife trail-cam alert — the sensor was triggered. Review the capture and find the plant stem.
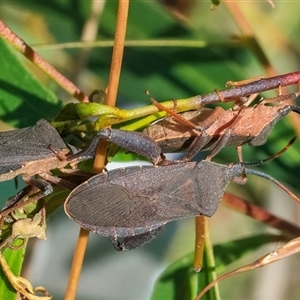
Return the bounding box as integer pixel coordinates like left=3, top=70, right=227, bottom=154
left=64, top=1, right=129, bottom=299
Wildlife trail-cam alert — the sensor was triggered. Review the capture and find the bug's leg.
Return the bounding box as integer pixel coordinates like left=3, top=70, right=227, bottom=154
left=232, top=93, right=259, bottom=111
left=110, top=225, right=167, bottom=251
left=148, top=92, right=198, bottom=129
left=236, top=145, right=243, bottom=163
left=48, top=145, right=68, bottom=160
left=182, top=129, right=211, bottom=162
left=39, top=172, right=80, bottom=190
left=68, top=135, right=101, bottom=160
left=0, top=178, right=53, bottom=219
left=183, top=106, right=238, bottom=161
left=147, top=91, right=218, bottom=162
left=215, top=89, right=225, bottom=102
left=205, top=129, right=232, bottom=161
left=236, top=145, right=247, bottom=182
left=70, top=128, right=163, bottom=165
left=226, top=75, right=264, bottom=87
left=1, top=185, right=34, bottom=212
left=206, top=105, right=246, bottom=161
left=28, top=178, right=53, bottom=198
left=99, top=129, right=163, bottom=165
left=261, top=92, right=300, bottom=105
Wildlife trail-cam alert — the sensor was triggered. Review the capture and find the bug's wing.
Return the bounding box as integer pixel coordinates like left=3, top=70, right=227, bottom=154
left=65, top=161, right=235, bottom=239
left=65, top=178, right=204, bottom=239
left=0, top=119, right=67, bottom=174
left=112, top=161, right=234, bottom=219
left=65, top=162, right=214, bottom=239
left=65, top=180, right=167, bottom=237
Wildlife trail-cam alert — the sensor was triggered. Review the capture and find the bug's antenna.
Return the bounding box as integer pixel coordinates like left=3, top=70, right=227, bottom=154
left=242, top=135, right=297, bottom=167
left=233, top=135, right=300, bottom=204
left=290, top=105, right=300, bottom=114
left=244, top=167, right=300, bottom=205
left=146, top=90, right=198, bottom=129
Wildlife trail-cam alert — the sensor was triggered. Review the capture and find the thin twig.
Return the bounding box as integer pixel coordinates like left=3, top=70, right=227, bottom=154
left=0, top=20, right=89, bottom=102
left=224, top=2, right=276, bottom=77
left=32, top=39, right=236, bottom=50
left=70, top=0, right=105, bottom=85
left=193, top=71, right=300, bottom=106
left=64, top=1, right=129, bottom=299
left=194, top=216, right=206, bottom=272
left=222, top=192, right=300, bottom=238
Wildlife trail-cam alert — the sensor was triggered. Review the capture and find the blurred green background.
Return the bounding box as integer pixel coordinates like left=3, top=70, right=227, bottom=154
left=0, top=0, right=300, bottom=299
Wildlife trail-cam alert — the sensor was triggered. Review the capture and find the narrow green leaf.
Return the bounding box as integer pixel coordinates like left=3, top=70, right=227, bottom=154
left=152, top=234, right=279, bottom=300
left=0, top=38, right=62, bottom=128
left=0, top=242, right=27, bottom=300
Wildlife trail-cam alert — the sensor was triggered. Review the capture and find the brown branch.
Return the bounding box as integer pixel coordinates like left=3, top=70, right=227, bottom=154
left=222, top=192, right=300, bottom=238
left=224, top=1, right=276, bottom=77
left=70, top=1, right=105, bottom=85
left=64, top=1, right=129, bottom=299
left=194, top=71, right=300, bottom=106
left=0, top=20, right=89, bottom=102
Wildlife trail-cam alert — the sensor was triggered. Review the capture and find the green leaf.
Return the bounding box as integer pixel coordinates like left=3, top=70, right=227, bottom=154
left=151, top=255, right=195, bottom=300
left=213, top=234, right=280, bottom=273
left=0, top=38, right=62, bottom=128
left=152, top=234, right=278, bottom=300
left=0, top=242, right=27, bottom=300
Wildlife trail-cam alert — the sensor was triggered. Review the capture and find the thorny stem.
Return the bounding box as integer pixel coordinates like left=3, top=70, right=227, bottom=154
left=64, top=1, right=129, bottom=299
left=0, top=20, right=89, bottom=102
left=224, top=2, right=300, bottom=138
left=109, top=71, right=300, bottom=128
